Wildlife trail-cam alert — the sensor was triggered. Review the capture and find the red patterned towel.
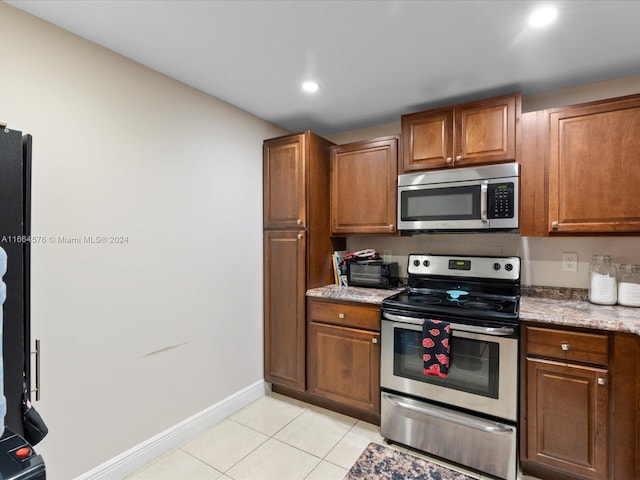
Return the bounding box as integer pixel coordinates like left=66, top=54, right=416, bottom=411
left=422, top=319, right=451, bottom=378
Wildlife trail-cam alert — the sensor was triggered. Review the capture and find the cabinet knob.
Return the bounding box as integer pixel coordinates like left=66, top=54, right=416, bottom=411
left=561, top=343, right=570, bottom=351
left=338, top=313, right=345, bottom=319
left=598, top=378, right=607, bottom=386
left=372, top=338, right=378, bottom=344
left=551, top=221, right=559, bottom=229
left=446, top=157, right=452, bottom=164
left=455, top=155, right=462, bottom=163
left=297, top=219, right=302, bottom=225
left=297, top=233, right=303, bottom=240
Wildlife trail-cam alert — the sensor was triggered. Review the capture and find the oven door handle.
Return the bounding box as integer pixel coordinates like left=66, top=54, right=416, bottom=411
left=382, top=392, right=514, bottom=435
left=382, top=312, right=515, bottom=336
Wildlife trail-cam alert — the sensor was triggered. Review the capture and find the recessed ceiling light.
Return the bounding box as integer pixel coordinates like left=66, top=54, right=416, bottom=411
left=302, top=81, right=320, bottom=93
left=528, top=5, right=558, bottom=27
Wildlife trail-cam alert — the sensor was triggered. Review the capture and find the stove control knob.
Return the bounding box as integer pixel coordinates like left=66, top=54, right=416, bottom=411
left=413, top=259, right=420, bottom=267
left=505, top=263, right=513, bottom=271
left=493, top=262, right=501, bottom=271
left=423, top=260, right=430, bottom=267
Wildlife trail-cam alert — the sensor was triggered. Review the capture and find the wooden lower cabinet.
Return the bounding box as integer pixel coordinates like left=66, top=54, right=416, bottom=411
left=526, top=358, right=608, bottom=480
left=521, top=324, right=639, bottom=480
left=307, top=298, right=380, bottom=420
left=263, top=230, right=306, bottom=391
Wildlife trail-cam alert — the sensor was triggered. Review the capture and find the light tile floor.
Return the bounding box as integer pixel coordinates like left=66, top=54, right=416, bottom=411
left=127, top=392, right=540, bottom=480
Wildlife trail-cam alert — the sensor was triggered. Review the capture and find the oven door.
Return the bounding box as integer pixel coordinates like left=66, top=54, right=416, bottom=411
left=381, top=311, right=518, bottom=422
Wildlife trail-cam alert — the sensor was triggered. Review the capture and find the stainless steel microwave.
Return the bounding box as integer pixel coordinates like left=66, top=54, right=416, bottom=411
left=397, top=163, right=519, bottom=232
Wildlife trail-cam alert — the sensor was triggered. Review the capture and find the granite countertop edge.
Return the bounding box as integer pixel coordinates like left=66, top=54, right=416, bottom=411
left=306, top=285, right=640, bottom=336
left=306, top=284, right=403, bottom=305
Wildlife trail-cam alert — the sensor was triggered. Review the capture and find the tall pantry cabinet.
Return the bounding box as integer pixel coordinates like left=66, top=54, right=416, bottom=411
left=263, top=131, right=344, bottom=391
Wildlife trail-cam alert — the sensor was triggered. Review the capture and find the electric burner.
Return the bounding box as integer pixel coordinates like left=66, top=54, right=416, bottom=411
left=459, top=301, right=502, bottom=311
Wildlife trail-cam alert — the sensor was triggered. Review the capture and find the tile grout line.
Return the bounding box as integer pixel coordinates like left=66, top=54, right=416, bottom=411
left=215, top=402, right=325, bottom=478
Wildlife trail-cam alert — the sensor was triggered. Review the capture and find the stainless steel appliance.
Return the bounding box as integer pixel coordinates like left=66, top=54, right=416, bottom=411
left=380, top=254, right=520, bottom=480
left=397, top=163, right=519, bottom=232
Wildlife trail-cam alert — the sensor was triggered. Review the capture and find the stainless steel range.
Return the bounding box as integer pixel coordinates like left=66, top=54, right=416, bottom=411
left=380, top=254, right=520, bottom=480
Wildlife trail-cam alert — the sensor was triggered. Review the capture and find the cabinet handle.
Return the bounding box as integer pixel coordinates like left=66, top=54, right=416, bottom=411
left=297, top=233, right=303, bottom=240
left=372, top=338, right=378, bottom=344
left=561, top=343, right=570, bottom=351
left=296, top=219, right=302, bottom=225
left=338, top=313, right=345, bottom=319
left=551, top=221, right=559, bottom=229
left=30, top=339, right=41, bottom=401
left=598, top=378, right=607, bottom=386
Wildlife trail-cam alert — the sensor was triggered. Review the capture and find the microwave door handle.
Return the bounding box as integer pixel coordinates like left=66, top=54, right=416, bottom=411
left=480, top=182, right=488, bottom=223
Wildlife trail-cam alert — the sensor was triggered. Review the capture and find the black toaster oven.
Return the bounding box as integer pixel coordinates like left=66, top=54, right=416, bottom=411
left=347, top=262, right=399, bottom=289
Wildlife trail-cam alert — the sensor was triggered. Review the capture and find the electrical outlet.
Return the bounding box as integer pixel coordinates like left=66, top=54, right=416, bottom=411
left=562, top=252, right=578, bottom=272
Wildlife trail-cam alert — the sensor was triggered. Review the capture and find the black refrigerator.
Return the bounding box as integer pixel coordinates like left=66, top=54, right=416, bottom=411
left=0, top=127, right=32, bottom=435
left=0, top=127, right=46, bottom=478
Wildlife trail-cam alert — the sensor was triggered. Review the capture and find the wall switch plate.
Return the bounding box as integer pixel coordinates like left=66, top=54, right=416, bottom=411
left=562, top=252, right=578, bottom=272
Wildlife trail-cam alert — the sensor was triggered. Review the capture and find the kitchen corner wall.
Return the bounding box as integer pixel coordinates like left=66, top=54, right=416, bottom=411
left=0, top=4, right=287, bottom=478
left=328, top=75, right=640, bottom=290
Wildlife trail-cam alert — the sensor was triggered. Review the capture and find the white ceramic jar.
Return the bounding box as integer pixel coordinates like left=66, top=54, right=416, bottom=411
left=588, top=255, right=617, bottom=305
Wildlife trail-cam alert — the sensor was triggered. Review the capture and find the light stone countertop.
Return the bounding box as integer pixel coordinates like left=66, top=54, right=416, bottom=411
left=306, top=285, right=403, bottom=305
left=519, top=296, right=640, bottom=336
left=306, top=285, right=640, bottom=336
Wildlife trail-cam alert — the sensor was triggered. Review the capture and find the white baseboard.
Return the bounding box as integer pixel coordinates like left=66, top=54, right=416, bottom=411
left=74, top=380, right=267, bottom=480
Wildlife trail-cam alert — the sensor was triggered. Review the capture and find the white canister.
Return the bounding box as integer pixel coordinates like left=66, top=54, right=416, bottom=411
left=617, top=264, right=640, bottom=307
left=588, top=255, right=617, bottom=305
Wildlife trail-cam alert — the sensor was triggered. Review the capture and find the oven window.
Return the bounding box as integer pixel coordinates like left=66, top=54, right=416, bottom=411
left=401, top=185, right=480, bottom=221
left=393, top=328, right=499, bottom=398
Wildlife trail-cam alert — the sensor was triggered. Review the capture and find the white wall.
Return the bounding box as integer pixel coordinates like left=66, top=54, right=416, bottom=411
left=0, top=4, right=287, bottom=478
left=327, top=76, right=640, bottom=289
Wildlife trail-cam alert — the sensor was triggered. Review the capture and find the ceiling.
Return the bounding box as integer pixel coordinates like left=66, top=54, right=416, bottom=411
left=7, top=0, right=640, bottom=135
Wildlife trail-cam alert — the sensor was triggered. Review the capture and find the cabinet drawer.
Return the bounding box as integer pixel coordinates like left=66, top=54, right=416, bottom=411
left=525, top=326, right=609, bottom=366
left=308, top=299, right=380, bottom=331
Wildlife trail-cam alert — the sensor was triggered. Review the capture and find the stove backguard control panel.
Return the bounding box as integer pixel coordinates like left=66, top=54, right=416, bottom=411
left=407, top=254, right=520, bottom=281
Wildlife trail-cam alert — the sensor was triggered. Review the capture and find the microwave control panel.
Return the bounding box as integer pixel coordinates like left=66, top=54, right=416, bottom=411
left=487, top=182, right=515, bottom=219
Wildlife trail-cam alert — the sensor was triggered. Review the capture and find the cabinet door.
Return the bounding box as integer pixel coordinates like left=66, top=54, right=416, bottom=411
left=263, top=133, right=306, bottom=229
left=308, top=322, right=380, bottom=413
left=264, top=230, right=306, bottom=391
left=401, top=108, right=453, bottom=172
left=330, top=136, right=398, bottom=234
left=548, top=96, right=640, bottom=233
left=526, top=358, right=608, bottom=480
left=454, top=94, right=517, bottom=166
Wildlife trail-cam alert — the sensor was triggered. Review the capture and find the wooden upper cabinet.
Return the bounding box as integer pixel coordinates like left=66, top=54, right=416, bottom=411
left=401, top=93, right=519, bottom=173
left=401, top=109, right=453, bottom=171
left=548, top=95, right=640, bottom=233
left=330, top=136, right=398, bottom=234
left=263, top=133, right=306, bottom=229
left=455, top=95, right=517, bottom=164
